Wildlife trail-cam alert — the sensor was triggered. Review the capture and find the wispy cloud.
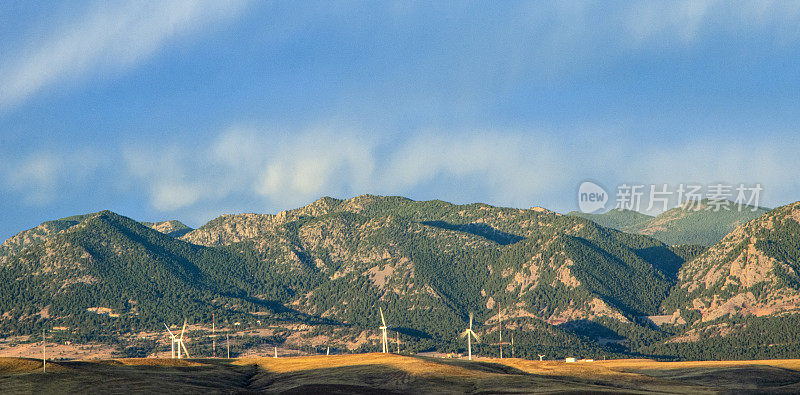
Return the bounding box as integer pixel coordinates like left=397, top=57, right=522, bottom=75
left=2, top=149, right=105, bottom=205
left=3, top=122, right=799, bottom=222
left=0, top=0, right=248, bottom=111
left=120, top=124, right=800, bottom=218
left=624, top=1, right=800, bottom=46
left=123, top=126, right=379, bottom=211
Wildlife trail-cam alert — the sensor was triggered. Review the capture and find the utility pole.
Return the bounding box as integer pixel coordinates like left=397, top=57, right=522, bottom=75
left=42, top=328, right=46, bottom=374
left=498, top=306, right=503, bottom=359
left=511, top=332, right=514, bottom=358
left=212, top=313, right=216, bottom=358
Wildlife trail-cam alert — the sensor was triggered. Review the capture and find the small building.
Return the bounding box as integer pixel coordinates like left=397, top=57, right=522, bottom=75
left=565, top=357, right=577, bottom=363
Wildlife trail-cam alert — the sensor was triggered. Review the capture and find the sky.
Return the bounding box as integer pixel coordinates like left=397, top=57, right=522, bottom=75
left=2, top=1, right=800, bottom=241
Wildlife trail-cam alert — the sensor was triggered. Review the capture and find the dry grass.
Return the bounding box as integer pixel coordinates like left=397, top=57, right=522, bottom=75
left=3, top=354, right=800, bottom=393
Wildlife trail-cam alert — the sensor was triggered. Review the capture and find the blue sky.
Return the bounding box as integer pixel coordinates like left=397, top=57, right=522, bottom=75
left=2, top=1, right=800, bottom=240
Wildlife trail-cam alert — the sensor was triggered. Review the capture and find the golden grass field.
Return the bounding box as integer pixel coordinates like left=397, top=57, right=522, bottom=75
left=3, top=354, right=800, bottom=394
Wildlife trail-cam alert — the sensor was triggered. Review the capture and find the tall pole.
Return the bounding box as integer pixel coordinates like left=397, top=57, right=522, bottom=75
left=511, top=332, right=514, bottom=358
left=212, top=313, right=216, bottom=358
left=226, top=330, right=230, bottom=359
left=274, top=346, right=277, bottom=358
left=498, top=306, right=502, bottom=359
left=42, top=328, right=46, bottom=374
left=396, top=331, right=400, bottom=354
left=468, top=333, right=472, bottom=361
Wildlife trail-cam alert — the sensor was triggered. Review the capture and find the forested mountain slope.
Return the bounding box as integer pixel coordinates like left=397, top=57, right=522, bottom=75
left=1, top=195, right=793, bottom=360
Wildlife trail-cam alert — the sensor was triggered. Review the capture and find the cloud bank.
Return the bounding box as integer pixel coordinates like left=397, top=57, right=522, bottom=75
left=115, top=125, right=800, bottom=219
left=2, top=123, right=799, bottom=227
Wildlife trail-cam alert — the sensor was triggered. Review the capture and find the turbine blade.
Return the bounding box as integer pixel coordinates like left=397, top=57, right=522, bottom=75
left=180, top=319, right=187, bottom=340
left=472, top=331, right=480, bottom=343
left=380, top=307, right=386, bottom=327
left=459, top=329, right=470, bottom=338
left=164, top=324, right=175, bottom=338
left=182, top=342, right=189, bottom=358
left=469, top=313, right=473, bottom=330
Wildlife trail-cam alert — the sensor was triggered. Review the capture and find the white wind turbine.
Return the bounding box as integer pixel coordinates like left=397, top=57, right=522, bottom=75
left=164, top=319, right=190, bottom=359
left=379, top=307, right=389, bottom=353
left=460, top=313, right=480, bottom=360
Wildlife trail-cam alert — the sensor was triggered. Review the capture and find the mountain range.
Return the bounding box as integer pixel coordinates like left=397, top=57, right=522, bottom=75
left=1, top=195, right=798, bottom=360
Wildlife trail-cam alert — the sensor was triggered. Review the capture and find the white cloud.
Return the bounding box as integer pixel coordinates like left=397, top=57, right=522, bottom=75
left=5, top=124, right=800, bottom=219
left=620, top=138, right=800, bottom=212
left=123, top=126, right=378, bottom=212
left=0, top=0, right=249, bottom=111
left=2, top=149, right=104, bottom=205
left=381, top=131, right=568, bottom=206
left=624, top=1, right=800, bottom=47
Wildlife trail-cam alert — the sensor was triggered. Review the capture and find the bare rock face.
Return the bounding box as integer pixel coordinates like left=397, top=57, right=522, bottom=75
left=668, top=202, right=800, bottom=323
left=141, top=220, right=193, bottom=238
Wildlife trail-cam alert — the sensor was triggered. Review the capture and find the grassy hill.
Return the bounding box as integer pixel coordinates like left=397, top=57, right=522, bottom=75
left=3, top=355, right=800, bottom=393
left=569, top=199, right=769, bottom=246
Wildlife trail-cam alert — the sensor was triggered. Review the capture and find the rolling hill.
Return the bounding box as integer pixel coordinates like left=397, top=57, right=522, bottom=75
left=569, top=199, right=769, bottom=246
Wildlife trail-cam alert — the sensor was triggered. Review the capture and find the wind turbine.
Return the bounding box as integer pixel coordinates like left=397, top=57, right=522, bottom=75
left=164, top=319, right=190, bottom=359
left=538, top=354, right=545, bottom=361
left=460, top=313, right=480, bottom=360
left=379, top=307, right=389, bottom=353
left=165, top=324, right=176, bottom=358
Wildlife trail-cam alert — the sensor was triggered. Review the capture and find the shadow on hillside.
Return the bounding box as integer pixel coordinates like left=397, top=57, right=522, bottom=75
left=633, top=246, right=684, bottom=279
left=421, top=221, right=524, bottom=245
left=226, top=295, right=345, bottom=326
left=557, top=320, right=623, bottom=344
left=249, top=360, right=536, bottom=393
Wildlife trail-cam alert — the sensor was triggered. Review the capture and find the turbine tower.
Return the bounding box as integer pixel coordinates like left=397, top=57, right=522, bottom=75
left=212, top=313, right=216, bottom=358
left=460, top=313, right=480, bottom=360
left=379, top=307, right=389, bottom=353
left=511, top=332, right=514, bottom=358
left=164, top=319, right=190, bottom=359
